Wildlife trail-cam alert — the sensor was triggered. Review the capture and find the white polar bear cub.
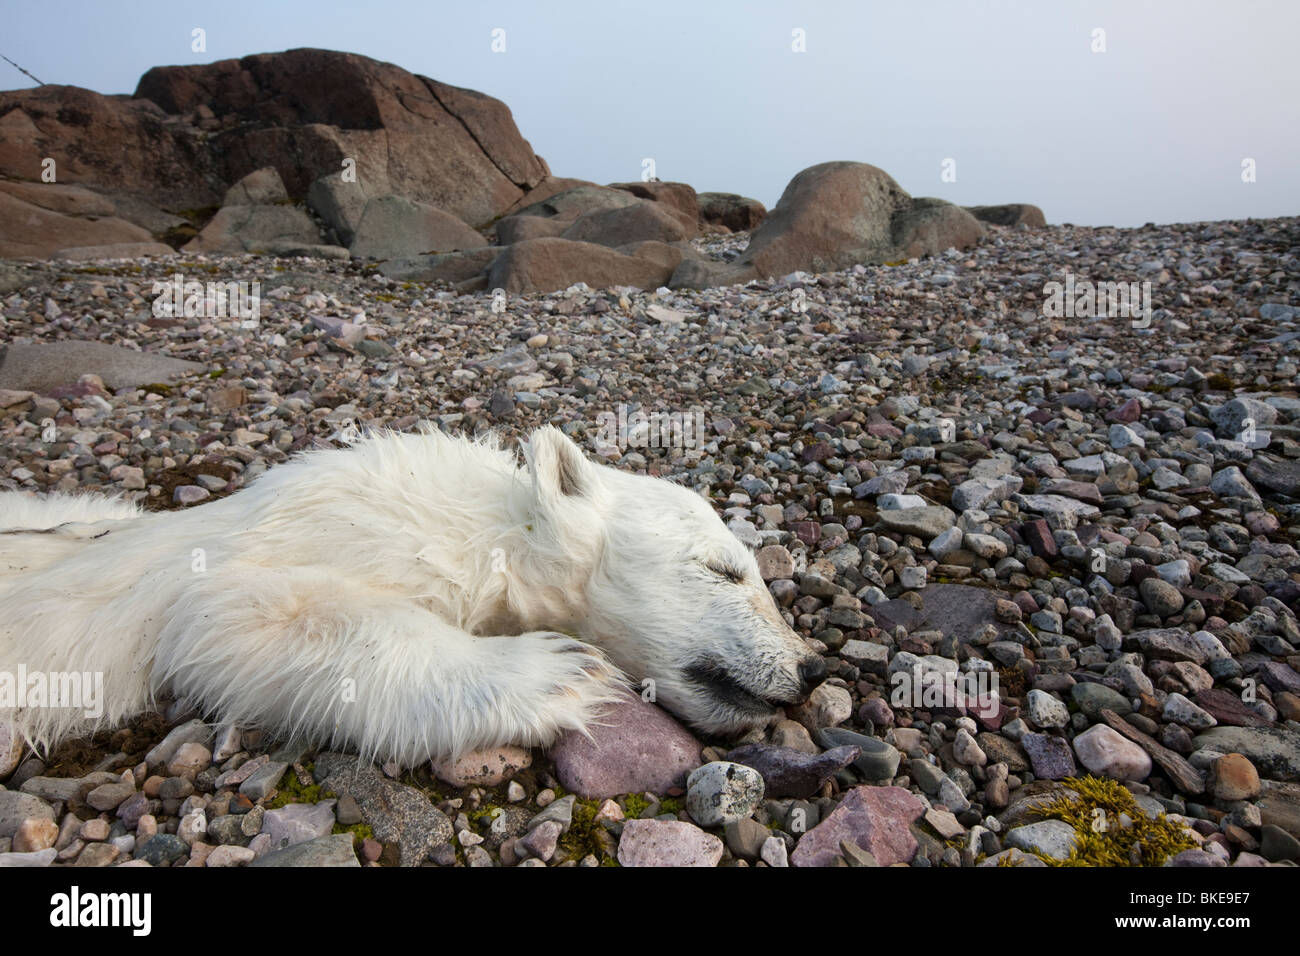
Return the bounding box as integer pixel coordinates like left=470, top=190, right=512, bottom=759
left=0, top=426, right=825, bottom=765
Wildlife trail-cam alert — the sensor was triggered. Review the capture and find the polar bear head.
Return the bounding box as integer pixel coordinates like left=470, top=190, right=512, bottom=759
left=524, top=427, right=827, bottom=737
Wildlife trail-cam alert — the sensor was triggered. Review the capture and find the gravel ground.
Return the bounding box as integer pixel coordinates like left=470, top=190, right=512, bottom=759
left=1, top=217, right=1299, bottom=867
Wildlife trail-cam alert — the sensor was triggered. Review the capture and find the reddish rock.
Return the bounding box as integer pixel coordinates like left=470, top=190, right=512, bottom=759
left=1209, top=753, right=1261, bottom=802
left=739, top=162, right=984, bottom=278
left=608, top=180, right=700, bottom=235
left=487, top=237, right=673, bottom=294
left=0, top=48, right=550, bottom=258
left=561, top=200, right=692, bottom=248
left=791, top=785, right=925, bottom=867
left=964, top=203, right=1046, bottom=228
left=1106, top=398, right=1143, bottom=423
left=1192, top=688, right=1273, bottom=727
left=1020, top=732, right=1077, bottom=780
left=550, top=690, right=702, bottom=799
left=698, top=192, right=767, bottom=232
left=616, top=819, right=722, bottom=867
left=1020, top=519, right=1058, bottom=559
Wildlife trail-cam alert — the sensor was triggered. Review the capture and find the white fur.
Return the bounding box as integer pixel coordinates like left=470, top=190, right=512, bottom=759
left=0, top=426, right=820, bottom=764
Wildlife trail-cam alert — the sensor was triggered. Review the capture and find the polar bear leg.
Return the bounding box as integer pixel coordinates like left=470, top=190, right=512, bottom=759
left=153, top=566, right=625, bottom=764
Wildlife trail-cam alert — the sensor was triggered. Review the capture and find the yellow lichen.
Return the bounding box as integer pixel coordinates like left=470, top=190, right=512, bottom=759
left=1028, top=776, right=1198, bottom=867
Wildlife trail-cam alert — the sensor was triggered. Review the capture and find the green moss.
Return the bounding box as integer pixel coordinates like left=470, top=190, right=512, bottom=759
left=555, top=796, right=619, bottom=866
left=1028, top=775, right=1198, bottom=866
left=263, top=763, right=322, bottom=809
left=622, top=793, right=652, bottom=819
left=332, top=821, right=374, bottom=845
left=1205, top=373, right=1234, bottom=391
left=657, top=797, right=683, bottom=816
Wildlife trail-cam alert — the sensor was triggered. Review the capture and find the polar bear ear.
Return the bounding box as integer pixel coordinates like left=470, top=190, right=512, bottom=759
left=523, top=426, right=596, bottom=501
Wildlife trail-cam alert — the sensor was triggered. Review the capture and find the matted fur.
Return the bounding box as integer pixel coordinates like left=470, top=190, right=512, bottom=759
left=0, top=426, right=820, bottom=764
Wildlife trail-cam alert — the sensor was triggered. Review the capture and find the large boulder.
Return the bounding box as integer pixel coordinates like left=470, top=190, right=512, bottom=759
left=608, top=181, right=700, bottom=235
left=487, top=237, right=674, bottom=294
left=347, top=196, right=487, bottom=259
left=495, top=215, right=567, bottom=245
left=550, top=690, right=703, bottom=799
left=499, top=184, right=641, bottom=227
left=737, top=162, right=985, bottom=277
left=497, top=176, right=594, bottom=218
left=183, top=204, right=321, bottom=254
left=0, top=188, right=157, bottom=258
left=0, top=83, right=219, bottom=212
left=697, top=191, right=768, bottom=232
left=561, top=200, right=692, bottom=248
left=378, top=247, right=500, bottom=283
left=965, top=203, right=1046, bottom=228
left=669, top=257, right=758, bottom=291
left=133, top=49, right=549, bottom=228
left=183, top=166, right=323, bottom=254
left=0, top=49, right=551, bottom=258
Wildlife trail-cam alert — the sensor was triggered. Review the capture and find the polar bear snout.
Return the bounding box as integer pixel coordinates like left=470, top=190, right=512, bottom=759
left=797, top=655, right=828, bottom=695
left=677, top=640, right=829, bottom=734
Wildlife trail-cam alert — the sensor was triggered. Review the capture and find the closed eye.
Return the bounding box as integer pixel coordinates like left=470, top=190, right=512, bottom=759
left=707, top=562, right=745, bottom=584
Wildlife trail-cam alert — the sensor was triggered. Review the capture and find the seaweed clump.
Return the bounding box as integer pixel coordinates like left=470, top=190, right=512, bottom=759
left=1028, top=776, right=1198, bottom=866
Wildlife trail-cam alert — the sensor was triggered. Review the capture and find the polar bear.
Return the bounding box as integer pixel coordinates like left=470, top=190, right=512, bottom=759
left=0, top=426, right=826, bottom=766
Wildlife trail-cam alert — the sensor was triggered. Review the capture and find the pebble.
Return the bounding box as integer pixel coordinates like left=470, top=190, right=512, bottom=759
left=685, top=762, right=766, bottom=827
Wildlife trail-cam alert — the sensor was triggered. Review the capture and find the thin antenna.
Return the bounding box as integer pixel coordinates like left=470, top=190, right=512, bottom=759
left=1, top=53, right=44, bottom=86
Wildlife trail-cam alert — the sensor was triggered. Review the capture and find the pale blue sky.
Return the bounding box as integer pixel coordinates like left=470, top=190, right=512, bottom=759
left=2, top=0, right=1296, bottom=226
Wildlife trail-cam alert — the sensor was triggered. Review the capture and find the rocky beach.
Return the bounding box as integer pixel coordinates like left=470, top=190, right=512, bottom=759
left=1, top=48, right=1298, bottom=869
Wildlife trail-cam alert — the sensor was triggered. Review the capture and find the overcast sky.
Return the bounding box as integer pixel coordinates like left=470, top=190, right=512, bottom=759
left=3, top=0, right=1296, bottom=226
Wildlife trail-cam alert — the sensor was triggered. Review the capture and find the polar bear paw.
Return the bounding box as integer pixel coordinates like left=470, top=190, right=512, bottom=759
left=509, top=632, right=627, bottom=743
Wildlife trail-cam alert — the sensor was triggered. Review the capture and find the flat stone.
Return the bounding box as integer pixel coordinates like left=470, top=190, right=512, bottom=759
left=1100, top=710, right=1206, bottom=794
left=249, top=833, right=359, bottom=867
left=1020, top=732, right=1077, bottom=780
left=724, top=743, right=860, bottom=798
left=551, top=690, right=702, bottom=798
left=314, top=754, right=453, bottom=866
left=0, top=341, right=204, bottom=394
left=790, top=785, right=925, bottom=867
left=1006, top=819, right=1079, bottom=861
left=876, top=505, right=956, bottom=539
left=261, top=800, right=338, bottom=851
left=1192, top=727, right=1300, bottom=782
left=616, top=819, right=723, bottom=867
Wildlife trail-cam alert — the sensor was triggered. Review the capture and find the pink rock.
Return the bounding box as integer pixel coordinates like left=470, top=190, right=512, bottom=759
left=790, top=785, right=925, bottom=867
left=859, top=697, right=895, bottom=729
left=1106, top=398, right=1142, bottom=424
left=1245, top=511, right=1279, bottom=536
left=550, top=690, right=702, bottom=799
left=1071, top=724, right=1152, bottom=781
left=432, top=745, right=532, bottom=787
left=616, top=819, right=723, bottom=867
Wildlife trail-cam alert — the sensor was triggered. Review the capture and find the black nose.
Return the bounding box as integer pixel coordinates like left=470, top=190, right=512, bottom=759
left=798, top=656, right=828, bottom=693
